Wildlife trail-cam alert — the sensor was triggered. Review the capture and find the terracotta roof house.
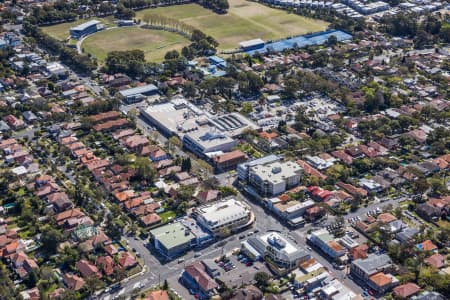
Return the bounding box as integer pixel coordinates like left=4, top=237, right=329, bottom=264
left=377, top=213, right=397, bottom=224
left=104, top=244, right=118, bottom=256
left=405, top=129, right=427, bottom=143
left=76, top=259, right=101, bottom=278
left=146, top=147, right=165, bottom=161
left=182, top=261, right=218, bottom=298
left=331, top=150, right=353, bottom=165
left=55, top=208, right=83, bottom=224
left=349, top=244, right=369, bottom=260
left=393, top=282, right=421, bottom=298
left=140, top=213, right=162, bottom=227
left=96, top=255, right=115, bottom=276
left=416, top=240, right=438, bottom=252
left=119, top=251, right=137, bottom=269
left=296, top=159, right=327, bottom=180
left=424, top=253, right=445, bottom=269
left=144, top=290, right=170, bottom=300
left=64, top=273, right=85, bottom=290
left=89, top=111, right=120, bottom=124
left=20, top=287, right=40, bottom=300
left=368, top=272, right=399, bottom=294
left=337, top=182, right=368, bottom=198
left=48, top=287, right=65, bottom=299
left=196, top=190, right=219, bottom=204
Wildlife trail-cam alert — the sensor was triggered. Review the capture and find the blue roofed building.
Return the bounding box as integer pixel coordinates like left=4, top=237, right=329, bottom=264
left=208, top=56, right=227, bottom=69
left=0, top=39, right=7, bottom=49
left=70, top=20, right=103, bottom=40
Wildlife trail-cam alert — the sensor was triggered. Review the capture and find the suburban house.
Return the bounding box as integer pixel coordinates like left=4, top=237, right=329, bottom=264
left=181, top=261, right=219, bottom=300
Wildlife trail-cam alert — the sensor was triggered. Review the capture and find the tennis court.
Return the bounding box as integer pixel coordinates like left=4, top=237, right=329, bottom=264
left=245, top=30, right=352, bottom=55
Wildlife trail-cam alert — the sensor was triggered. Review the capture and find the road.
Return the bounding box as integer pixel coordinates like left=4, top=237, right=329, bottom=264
left=98, top=167, right=410, bottom=299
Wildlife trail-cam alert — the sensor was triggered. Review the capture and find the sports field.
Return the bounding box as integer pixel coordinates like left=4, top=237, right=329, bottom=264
left=41, top=17, right=115, bottom=40
left=40, top=0, right=329, bottom=61
left=136, top=0, right=329, bottom=49
left=82, top=27, right=190, bottom=62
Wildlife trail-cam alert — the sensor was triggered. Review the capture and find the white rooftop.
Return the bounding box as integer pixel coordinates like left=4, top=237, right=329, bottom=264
left=197, top=198, right=250, bottom=228
left=250, top=161, right=302, bottom=184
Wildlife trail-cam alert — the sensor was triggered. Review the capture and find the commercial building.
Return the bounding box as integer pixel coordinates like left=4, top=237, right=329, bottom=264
left=248, top=161, right=303, bottom=196
left=141, top=97, right=258, bottom=157
left=149, top=222, right=195, bottom=259
left=183, top=128, right=237, bottom=157
left=307, top=229, right=347, bottom=261
left=119, top=84, right=159, bottom=104
left=239, top=39, right=265, bottom=51
left=212, top=150, right=247, bottom=171
left=350, top=253, right=393, bottom=281
left=237, top=154, right=282, bottom=181
left=194, top=198, right=254, bottom=237
left=318, top=279, right=358, bottom=300
left=242, top=232, right=310, bottom=269
left=70, top=20, right=103, bottom=40
left=269, top=198, right=315, bottom=227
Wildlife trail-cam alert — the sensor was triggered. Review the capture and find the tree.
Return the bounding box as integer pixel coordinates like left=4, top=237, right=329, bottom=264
left=439, top=23, right=450, bottom=42
left=327, top=35, right=338, bottom=46
left=162, top=279, right=169, bottom=290
left=167, top=136, right=182, bottom=153
left=133, top=157, right=156, bottom=182
left=105, top=216, right=125, bottom=241
left=412, top=178, right=430, bottom=196
left=183, top=81, right=196, bottom=98
left=165, top=50, right=180, bottom=60
left=240, top=102, right=253, bottom=115
left=177, top=184, right=195, bottom=202
left=218, top=186, right=237, bottom=197
left=181, top=157, right=192, bottom=172
left=254, top=272, right=270, bottom=287
left=85, top=275, right=104, bottom=295
left=40, top=225, right=65, bottom=254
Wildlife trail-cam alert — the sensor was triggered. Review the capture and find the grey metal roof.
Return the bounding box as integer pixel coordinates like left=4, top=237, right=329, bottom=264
left=119, top=84, right=158, bottom=97
left=352, top=253, right=392, bottom=275
left=71, top=20, right=101, bottom=32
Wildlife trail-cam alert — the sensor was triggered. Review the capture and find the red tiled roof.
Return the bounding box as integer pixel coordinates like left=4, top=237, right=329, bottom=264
left=213, top=150, right=247, bottom=164
left=185, top=261, right=218, bottom=292
left=145, top=290, right=170, bottom=300
left=377, top=213, right=397, bottom=224
left=393, top=282, right=421, bottom=298
left=369, top=272, right=392, bottom=287
left=119, top=251, right=137, bottom=268
left=140, top=213, right=161, bottom=226
left=417, top=240, right=438, bottom=251
left=76, top=259, right=101, bottom=278
left=424, top=253, right=445, bottom=269
left=296, top=160, right=327, bottom=180
left=64, top=273, right=85, bottom=291
left=96, top=256, right=115, bottom=276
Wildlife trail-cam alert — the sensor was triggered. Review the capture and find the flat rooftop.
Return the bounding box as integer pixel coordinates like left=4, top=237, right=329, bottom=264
left=196, top=199, right=250, bottom=228
left=150, top=222, right=194, bottom=249
left=142, top=98, right=258, bottom=137
left=184, top=126, right=236, bottom=151
left=260, top=232, right=298, bottom=255
left=250, top=161, right=302, bottom=184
